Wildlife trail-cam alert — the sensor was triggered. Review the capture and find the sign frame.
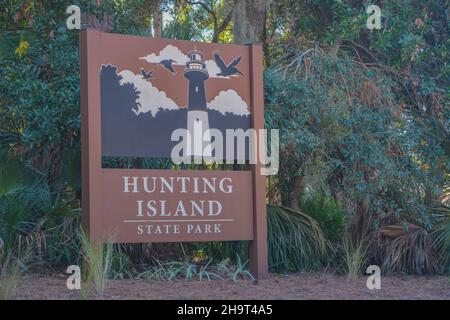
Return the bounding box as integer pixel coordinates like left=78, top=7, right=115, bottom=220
left=80, top=29, right=268, bottom=279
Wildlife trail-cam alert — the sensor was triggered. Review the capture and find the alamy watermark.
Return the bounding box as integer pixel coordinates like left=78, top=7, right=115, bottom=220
left=66, top=265, right=81, bottom=290
left=67, top=4, right=382, bottom=32
left=66, top=5, right=81, bottom=30
left=366, top=5, right=382, bottom=30
left=170, top=121, right=279, bottom=176
left=366, top=265, right=381, bottom=290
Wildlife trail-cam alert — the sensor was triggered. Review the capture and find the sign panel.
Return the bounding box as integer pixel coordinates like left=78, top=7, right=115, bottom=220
left=98, top=32, right=252, bottom=159
left=80, top=30, right=268, bottom=278
left=94, top=169, right=253, bottom=242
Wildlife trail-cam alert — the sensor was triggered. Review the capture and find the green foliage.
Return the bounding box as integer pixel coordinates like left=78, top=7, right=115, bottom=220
left=433, top=202, right=450, bottom=271
left=378, top=228, right=440, bottom=275
left=177, top=0, right=234, bottom=42
left=0, top=2, right=80, bottom=195
left=268, top=1, right=449, bottom=84
left=137, top=258, right=221, bottom=281
left=0, top=149, right=80, bottom=266
left=0, top=0, right=448, bottom=278
left=162, top=14, right=204, bottom=41
left=223, top=255, right=255, bottom=282
left=265, top=49, right=447, bottom=229
left=0, top=242, right=34, bottom=300
left=80, top=231, right=114, bottom=297
left=136, top=255, right=254, bottom=282
left=342, top=235, right=367, bottom=279
left=364, top=221, right=442, bottom=275
left=300, top=192, right=347, bottom=243
left=0, top=150, right=44, bottom=250
left=267, top=205, right=329, bottom=271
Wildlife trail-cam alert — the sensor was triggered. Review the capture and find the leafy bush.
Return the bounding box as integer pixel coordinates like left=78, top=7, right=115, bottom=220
left=0, top=149, right=81, bottom=269
left=300, top=192, right=347, bottom=243
left=265, top=49, right=447, bottom=228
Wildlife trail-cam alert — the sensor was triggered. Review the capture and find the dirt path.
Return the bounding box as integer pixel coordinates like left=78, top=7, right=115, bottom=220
left=15, top=273, right=450, bottom=300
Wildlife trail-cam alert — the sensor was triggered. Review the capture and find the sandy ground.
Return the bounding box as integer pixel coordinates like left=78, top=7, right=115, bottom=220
left=14, top=273, right=450, bottom=300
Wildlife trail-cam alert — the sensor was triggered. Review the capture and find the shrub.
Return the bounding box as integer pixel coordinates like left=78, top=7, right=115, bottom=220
left=300, top=192, right=347, bottom=243
left=267, top=205, right=329, bottom=272
left=366, top=222, right=442, bottom=275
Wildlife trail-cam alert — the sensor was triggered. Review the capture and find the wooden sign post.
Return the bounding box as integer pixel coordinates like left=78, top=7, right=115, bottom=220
left=80, top=30, right=268, bottom=279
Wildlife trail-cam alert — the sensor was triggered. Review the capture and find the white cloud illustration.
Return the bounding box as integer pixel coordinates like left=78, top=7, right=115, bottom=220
left=140, top=45, right=188, bottom=65
left=207, top=90, right=250, bottom=116
left=140, top=45, right=238, bottom=79
left=118, top=70, right=180, bottom=117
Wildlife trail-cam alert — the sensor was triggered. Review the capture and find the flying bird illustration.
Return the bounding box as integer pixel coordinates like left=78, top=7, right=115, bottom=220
left=214, top=51, right=243, bottom=77
left=159, top=59, right=177, bottom=74
left=140, top=68, right=153, bottom=79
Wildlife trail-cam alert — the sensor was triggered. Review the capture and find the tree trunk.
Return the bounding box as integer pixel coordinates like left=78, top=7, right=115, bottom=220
left=232, top=0, right=271, bottom=45
left=82, top=13, right=114, bottom=32
left=151, top=0, right=162, bottom=38
left=153, top=1, right=162, bottom=38
left=288, top=176, right=305, bottom=211
left=82, top=0, right=114, bottom=32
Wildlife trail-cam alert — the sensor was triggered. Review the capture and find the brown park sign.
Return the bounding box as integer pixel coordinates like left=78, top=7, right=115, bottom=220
left=80, top=30, right=268, bottom=278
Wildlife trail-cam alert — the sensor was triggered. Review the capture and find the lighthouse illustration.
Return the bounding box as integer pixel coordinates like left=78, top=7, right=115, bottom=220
left=184, top=49, right=212, bottom=158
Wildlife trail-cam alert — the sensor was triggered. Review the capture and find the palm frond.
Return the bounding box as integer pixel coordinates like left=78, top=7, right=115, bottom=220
left=431, top=202, right=450, bottom=269
left=267, top=205, right=329, bottom=271
left=372, top=223, right=441, bottom=274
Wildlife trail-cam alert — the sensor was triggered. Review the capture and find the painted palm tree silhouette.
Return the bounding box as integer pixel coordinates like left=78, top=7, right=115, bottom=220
left=214, top=51, right=243, bottom=77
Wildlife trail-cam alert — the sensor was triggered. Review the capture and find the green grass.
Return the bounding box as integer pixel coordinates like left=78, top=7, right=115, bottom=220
left=342, top=236, right=367, bottom=280
left=79, top=230, right=114, bottom=297
left=0, top=240, right=34, bottom=300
